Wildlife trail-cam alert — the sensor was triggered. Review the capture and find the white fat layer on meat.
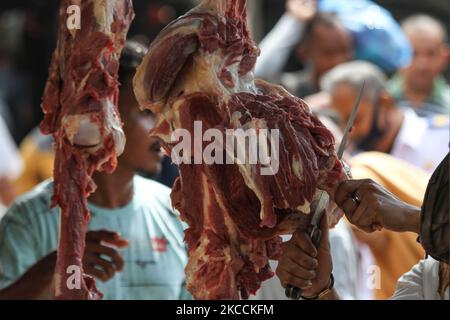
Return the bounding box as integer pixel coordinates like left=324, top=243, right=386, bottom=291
left=201, top=173, right=212, bottom=226
left=217, top=59, right=258, bottom=95
left=171, top=50, right=257, bottom=105
left=77, top=64, right=93, bottom=90
left=61, top=98, right=125, bottom=161
left=228, top=114, right=274, bottom=221
left=105, top=100, right=126, bottom=156
left=296, top=201, right=311, bottom=214
left=179, top=53, right=231, bottom=100
left=153, top=99, right=183, bottom=144
left=93, top=0, right=117, bottom=34
left=292, top=157, right=303, bottom=180
left=62, top=114, right=91, bottom=145
left=216, top=193, right=239, bottom=247
left=92, top=99, right=126, bottom=170
left=208, top=48, right=258, bottom=96
left=71, top=115, right=102, bottom=146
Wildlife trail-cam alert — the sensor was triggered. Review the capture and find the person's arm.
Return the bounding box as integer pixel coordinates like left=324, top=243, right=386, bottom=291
left=0, top=231, right=128, bottom=299
left=334, top=179, right=421, bottom=234
left=0, top=204, right=51, bottom=299
left=255, top=0, right=316, bottom=81
left=0, top=251, right=56, bottom=300
left=276, top=214, right=340, bottom=300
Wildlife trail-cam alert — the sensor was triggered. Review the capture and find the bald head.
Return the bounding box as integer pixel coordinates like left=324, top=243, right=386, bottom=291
left=401, top=15, right=449, bottom=94
left=402, top=14, right=448, bottom=44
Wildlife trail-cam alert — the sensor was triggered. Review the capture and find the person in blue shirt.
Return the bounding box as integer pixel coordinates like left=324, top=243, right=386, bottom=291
left=0, top=40, right=190, bottom=300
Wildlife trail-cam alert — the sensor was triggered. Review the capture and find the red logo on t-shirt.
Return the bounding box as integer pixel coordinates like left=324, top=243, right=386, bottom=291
left=152, top=237, right=167, bottom=253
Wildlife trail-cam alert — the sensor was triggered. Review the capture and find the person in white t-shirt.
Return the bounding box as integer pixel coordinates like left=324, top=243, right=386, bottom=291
left=0, top=113, right=23, bottom=211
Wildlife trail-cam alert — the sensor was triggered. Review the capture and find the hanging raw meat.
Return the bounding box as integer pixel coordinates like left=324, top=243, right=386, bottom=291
left=134, top=0, right=345, bottom=299
left=40, top=0, right=134, bottom=299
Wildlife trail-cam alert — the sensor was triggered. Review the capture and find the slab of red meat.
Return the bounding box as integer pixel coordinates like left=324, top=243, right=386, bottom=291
left=40, top=0, right=134, bottom=300
left=134, top=0, right=345, bottom=300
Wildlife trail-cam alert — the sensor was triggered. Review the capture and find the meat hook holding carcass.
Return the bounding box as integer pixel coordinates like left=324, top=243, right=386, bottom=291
left=40, top=0, right=134, bottom=299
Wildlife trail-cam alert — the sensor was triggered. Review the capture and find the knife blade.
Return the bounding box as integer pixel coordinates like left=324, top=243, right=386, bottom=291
left=307, top=191, right=329, bottom=245
left=337, top=81, right=365, bottom=160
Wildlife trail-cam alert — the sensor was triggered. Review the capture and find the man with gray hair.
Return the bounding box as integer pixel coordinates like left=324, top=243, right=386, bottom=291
left=321, top=60, right=449, bottom=174
left=388, top=14, right=450, bottom=117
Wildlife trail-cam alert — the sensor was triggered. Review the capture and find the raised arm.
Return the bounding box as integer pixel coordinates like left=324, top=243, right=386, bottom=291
left=255, top=0, right=316, bottom=81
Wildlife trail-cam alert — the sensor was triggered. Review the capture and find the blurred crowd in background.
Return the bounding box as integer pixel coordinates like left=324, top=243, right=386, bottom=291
left=0, top=0, right=449, bottom=300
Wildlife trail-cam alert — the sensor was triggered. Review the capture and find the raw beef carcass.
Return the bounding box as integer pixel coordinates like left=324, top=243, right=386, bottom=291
left=40, top=0, right=134, bottom=299
left=133, top=0, right=345, bottom=299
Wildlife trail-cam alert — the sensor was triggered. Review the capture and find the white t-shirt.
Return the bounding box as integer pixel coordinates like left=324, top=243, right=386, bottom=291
left=0, top=176, right=190, bottom=300
left=0, top=115, right=23, bottom=180
left=391, top=257, right=449, bottom=300
left=391, top=109, right=449, bottom=175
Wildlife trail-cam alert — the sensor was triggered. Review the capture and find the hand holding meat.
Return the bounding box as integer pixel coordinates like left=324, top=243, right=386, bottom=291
left=276, top=216, right=332, bottom=298
left=83, top=231, right=129, bottom=282
left=335, top=179, right=421, bottom=233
